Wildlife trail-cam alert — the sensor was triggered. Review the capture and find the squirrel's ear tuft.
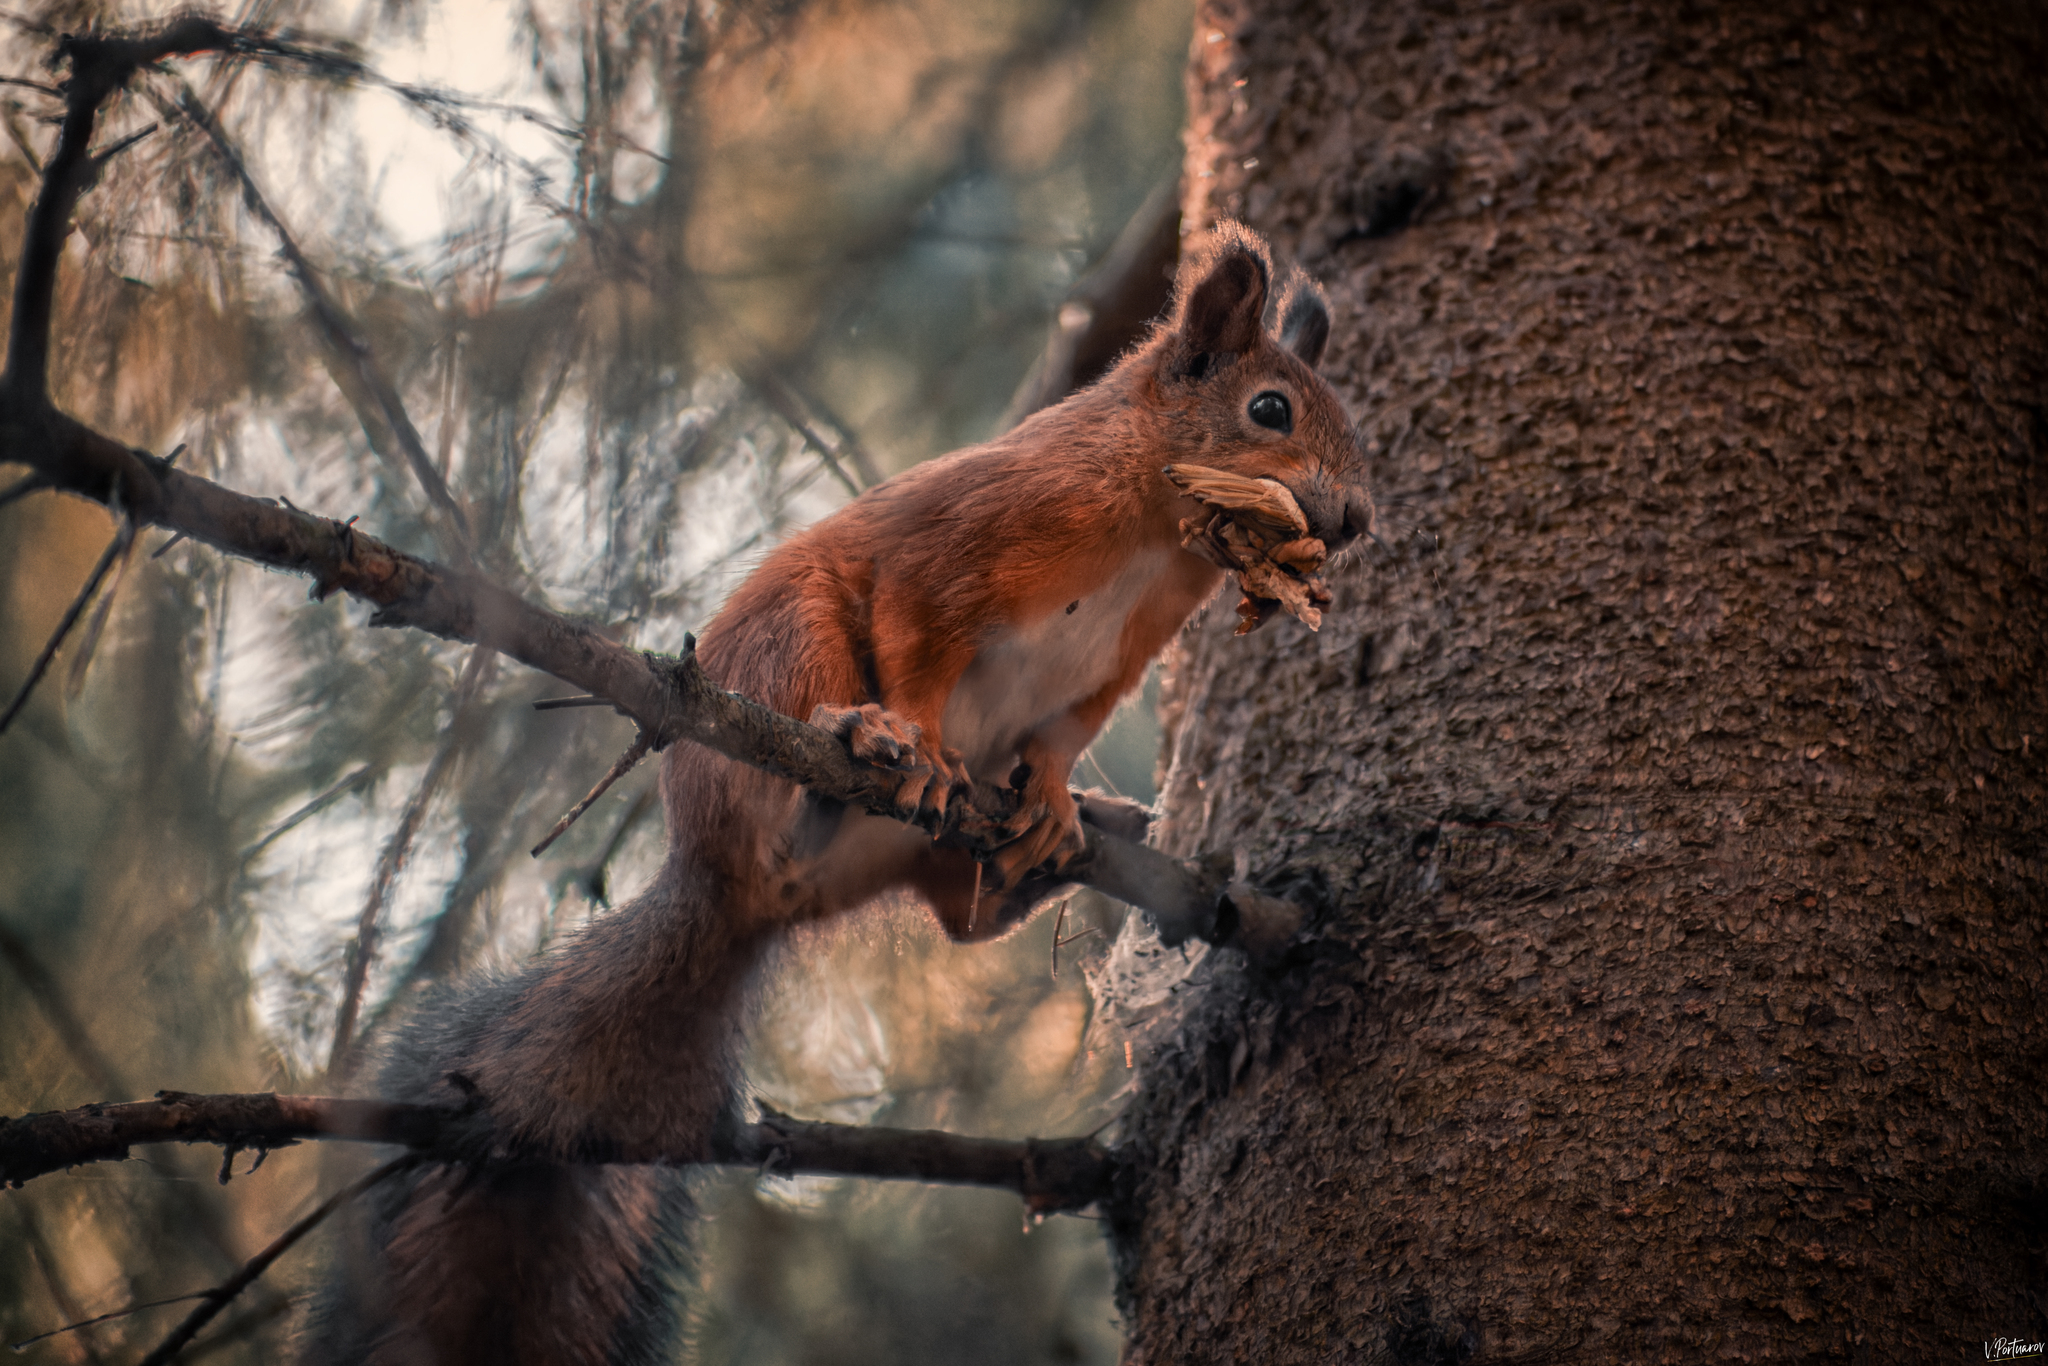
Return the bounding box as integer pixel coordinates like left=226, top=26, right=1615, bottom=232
left=1276, top=270, right=1332, bottom=369
left=1168, top=222, right=1273, bottom=376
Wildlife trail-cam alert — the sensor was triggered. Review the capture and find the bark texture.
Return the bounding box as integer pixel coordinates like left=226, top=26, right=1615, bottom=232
left=1122, top=2, right=2048, bottom=1361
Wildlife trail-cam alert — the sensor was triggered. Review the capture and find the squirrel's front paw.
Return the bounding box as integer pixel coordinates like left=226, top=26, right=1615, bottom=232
left=809, top=703, right=968, bottom=824
left=810, top=702, right=920, bottom=767
left=887, top=743, right=972, bottom=825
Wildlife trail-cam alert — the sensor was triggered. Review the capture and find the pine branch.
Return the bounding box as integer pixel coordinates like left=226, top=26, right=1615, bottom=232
left=0, top=1092, right=1120, bottom=1213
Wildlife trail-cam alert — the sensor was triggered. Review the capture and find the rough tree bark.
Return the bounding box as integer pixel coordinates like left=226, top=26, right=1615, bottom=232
left=1119, top=3, right=2048, bottom=1361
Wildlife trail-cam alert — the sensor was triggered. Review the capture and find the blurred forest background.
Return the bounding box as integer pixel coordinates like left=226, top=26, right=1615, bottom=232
left=0, top=0, right=1194, bottom=1359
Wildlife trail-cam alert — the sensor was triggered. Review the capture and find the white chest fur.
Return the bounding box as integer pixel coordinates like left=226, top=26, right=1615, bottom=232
left=941, top=547, right=1172, bottom=778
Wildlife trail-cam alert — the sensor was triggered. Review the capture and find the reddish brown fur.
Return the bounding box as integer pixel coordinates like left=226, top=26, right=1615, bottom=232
left=319, top=224, right=1368, bottom=1364
left=672, top=221, right=1369, bottom=940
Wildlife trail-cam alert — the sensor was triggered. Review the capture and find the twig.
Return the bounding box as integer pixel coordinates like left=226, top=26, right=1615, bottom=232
left=0, top=73, right=59, bottom=96
left=741, top=366, right=863, bottom=497
left=1079, top=747, right=1127, bottom=799
left=530, top=730, right=652, bottom=857
left=1049, top=900, right=1098, bottom=981
left=12, top=1202, right=110, bottom=1363
left=0, top=471, right=45, bottom=507
left=89, top=121, right=155, bottom=165
left=11, top=1292, right=207, bottom=1350
left=532, top=694, right=610, bottom=710
left=136, top=1154, right=421, bottom=1366
left=1051, top=898, right=1071, bottom=980
left=0, top=514, right=133, bottom=733
left=0, top=922, right=126, bottom=1095
left=239, top=765, right=379, bottom=862
left=147, top=77, right=474, bottom=552
left=0, top=1092, right=1120, bottom=1214
left=782, top=382, right=885, bottom=488
left=64, top=514, right=140, bottom=696
left=326, top=646, right=495, bottom=1077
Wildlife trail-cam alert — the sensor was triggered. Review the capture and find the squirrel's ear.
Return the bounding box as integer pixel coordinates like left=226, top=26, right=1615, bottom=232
left=1169, top=224, right=1272, bottom=376
left=1277, top=273, right=1332, bottom=369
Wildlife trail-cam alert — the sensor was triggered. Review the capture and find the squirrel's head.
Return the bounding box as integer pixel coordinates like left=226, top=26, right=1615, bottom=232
left=1150, top=223, right=1372, bottom=552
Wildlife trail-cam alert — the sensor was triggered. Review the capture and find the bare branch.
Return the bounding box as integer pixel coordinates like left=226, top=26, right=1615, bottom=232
left=137, top=1154, right=421, bottom=1366
left=529, top=729, right=652, bottom=858
left=0, top=513, right=133, bottom=733
left=736, top=1104, right=1116, bottom=1214
left=0, top=1092, right=1119, bottom=1214
left=239, top=764, right=379, bottom=862
left=2, top=15, right=248, bottom=398
left=5, top=427, right=1254, bottom=943
left=12, top=1292, right=207, bottom=1352
left=63, top=513, right=139, bottom=695
left=1, top=1093, right=458, bottom=1182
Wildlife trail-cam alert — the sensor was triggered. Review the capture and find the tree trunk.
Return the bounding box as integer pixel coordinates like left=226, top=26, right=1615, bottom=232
left=1120, top=2, right=2048, bottom=1361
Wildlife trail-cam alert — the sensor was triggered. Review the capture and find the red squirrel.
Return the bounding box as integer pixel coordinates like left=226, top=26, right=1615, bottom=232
left=310, top=223, right=1370, bottom=1365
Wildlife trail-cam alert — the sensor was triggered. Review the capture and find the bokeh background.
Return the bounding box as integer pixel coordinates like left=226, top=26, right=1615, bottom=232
left=0, top=0, right=1193, bottom=1359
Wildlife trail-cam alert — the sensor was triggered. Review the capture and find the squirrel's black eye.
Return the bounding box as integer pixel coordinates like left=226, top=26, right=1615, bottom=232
left=1248, top=390, right=1292, bottom=433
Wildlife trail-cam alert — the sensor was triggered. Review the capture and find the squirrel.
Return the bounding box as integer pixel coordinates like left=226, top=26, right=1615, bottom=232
left=307, top=222, right=1371, bottom=1365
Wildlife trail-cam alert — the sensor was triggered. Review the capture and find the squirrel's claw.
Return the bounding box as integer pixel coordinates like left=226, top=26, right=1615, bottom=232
left=985, top=767, right=1084, bottom=891
left=924, top=745, right=972, bottom=823
left=898, top=746, right=971, bottom=826
left=986, top=810, right=1082, bottom=891
left=810, top=704, right=974, bottom=829
left=888, top=764, right=937, bottom=821
left=810, top=702, right=923, bottom=768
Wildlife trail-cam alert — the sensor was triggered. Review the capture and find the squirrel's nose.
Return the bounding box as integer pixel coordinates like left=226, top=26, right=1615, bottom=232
left=1282, top=472, right=1373, bottom=549
left=1280, top=471, right=1350, bottom=548
left=1338, top=483, right=1375, bottom=547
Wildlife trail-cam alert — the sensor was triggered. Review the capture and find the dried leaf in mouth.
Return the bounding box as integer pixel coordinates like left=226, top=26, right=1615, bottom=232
left=1165, top=464, right=1334, bottom=633
left=1162, top=464, right=1309, bottom=537
left=1237, top=556, right=1329, bottom=633
left=1269, top=537, right=1327, bottom=574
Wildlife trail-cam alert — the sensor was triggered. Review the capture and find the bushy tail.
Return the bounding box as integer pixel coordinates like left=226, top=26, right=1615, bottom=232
left=304, top=863, right=767, bottom=1365
left=311, top=1151, right=692, bottom=1366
